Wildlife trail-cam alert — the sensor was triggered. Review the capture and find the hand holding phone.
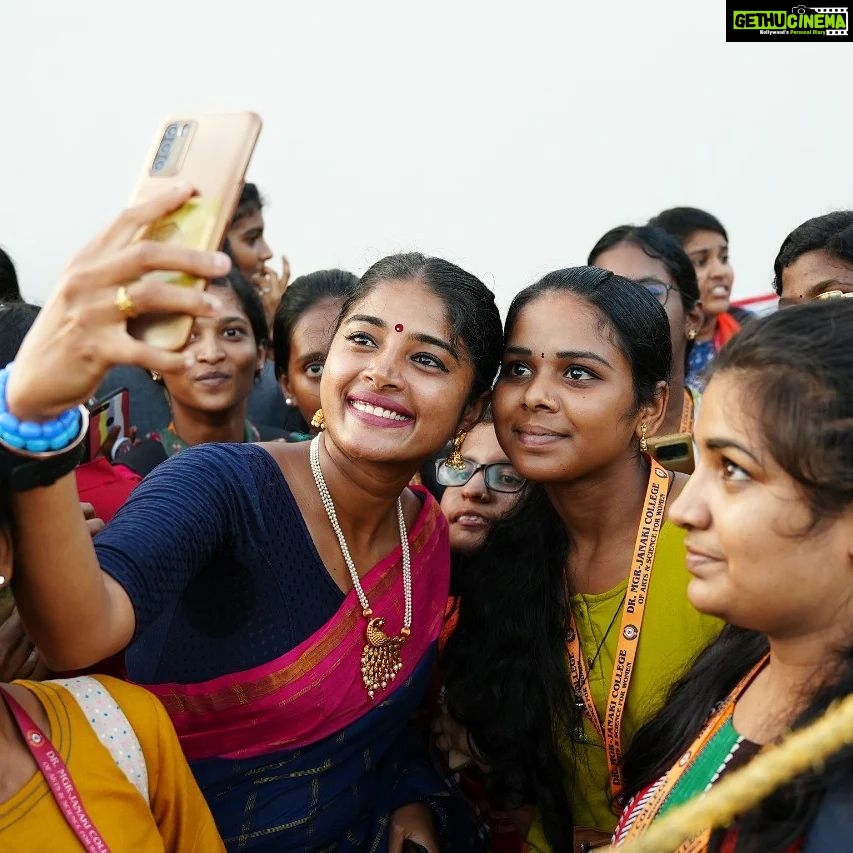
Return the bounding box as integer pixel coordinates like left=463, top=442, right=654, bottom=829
left=5, top=185, right=230, bottom=425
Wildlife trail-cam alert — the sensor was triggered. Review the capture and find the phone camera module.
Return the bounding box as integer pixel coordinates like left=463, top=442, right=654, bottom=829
left=151, top=120, right=191, bottom=176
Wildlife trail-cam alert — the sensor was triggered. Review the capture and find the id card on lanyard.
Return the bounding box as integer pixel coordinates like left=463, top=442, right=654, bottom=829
left=565, top=462, right=671, bottom=799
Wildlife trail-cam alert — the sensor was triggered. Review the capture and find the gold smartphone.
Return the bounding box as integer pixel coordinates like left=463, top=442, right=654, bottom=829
left=645, top=431, right=695, bottom=475
left=126, top=112, right=262, bottom=349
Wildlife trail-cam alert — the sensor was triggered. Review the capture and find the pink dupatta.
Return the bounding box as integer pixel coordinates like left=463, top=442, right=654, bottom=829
left=146, top=487, right=449, bottom=762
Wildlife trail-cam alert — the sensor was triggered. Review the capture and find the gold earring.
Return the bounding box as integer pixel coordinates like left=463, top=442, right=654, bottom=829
left=639, top=422, right=648, bottom=454
left=150, top=370, right=162, bottom=382
left=445, top=430, right=468, bottom=470
left=687, top=328, right=698, bottom=341
left=0, top=575, right=6, bottom=587
left=310, top=408, right=326, bottom=430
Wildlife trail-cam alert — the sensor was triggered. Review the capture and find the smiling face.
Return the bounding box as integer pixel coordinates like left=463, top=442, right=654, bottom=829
left=683, top=229, right=734, bottom=318
left=670, top=372, right=853, bottom=637
left=226, top=208, right=273, bottom=280
left=163, top=287, right=264, bottom=420
left=493, top=290, right=645, bottom=484
left=778, top=249, right=853, bottom=308
left=320, top=278, right=477, bottom=465
left=280, top=297, right=345, bottom=427
left=439, top=422, right=524, bottom=554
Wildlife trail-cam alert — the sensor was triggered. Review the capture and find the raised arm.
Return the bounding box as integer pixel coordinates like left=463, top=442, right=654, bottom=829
left=5, top=186, right=230, bottom=669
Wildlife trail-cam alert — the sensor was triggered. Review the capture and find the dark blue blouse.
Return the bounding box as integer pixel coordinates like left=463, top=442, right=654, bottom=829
left=95, top=443, right=344, bottom=684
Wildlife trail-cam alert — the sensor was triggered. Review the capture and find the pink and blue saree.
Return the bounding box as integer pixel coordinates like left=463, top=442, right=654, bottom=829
left=147, top=488, right=478, bottom=851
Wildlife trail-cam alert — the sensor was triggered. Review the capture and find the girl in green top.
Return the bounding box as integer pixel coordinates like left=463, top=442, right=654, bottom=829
left=440, top=267, right=721, bottom=851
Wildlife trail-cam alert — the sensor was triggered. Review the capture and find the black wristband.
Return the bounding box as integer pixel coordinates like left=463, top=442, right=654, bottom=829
left=1, top=441, right=85, bottom=492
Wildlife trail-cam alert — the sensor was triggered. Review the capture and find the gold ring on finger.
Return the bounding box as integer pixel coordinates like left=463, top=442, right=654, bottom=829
left=115, top=285, right=138, bottom=319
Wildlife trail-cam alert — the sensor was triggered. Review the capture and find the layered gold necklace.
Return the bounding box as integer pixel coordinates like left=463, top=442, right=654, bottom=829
left=309, top=435, right=412, bottom=698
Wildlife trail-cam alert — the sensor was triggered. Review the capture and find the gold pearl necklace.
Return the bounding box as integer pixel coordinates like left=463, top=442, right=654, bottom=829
left=309, top=435, right=412, bottom=698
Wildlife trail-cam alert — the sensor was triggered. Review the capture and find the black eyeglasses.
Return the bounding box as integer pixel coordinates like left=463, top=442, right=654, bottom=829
left=435, top=458, right=527, bottom=493
left=639, top=279, right=677, bottom=307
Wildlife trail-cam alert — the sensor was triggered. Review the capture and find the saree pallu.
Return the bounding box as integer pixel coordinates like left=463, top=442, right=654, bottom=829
left=147, top=492, right=481, bottom=851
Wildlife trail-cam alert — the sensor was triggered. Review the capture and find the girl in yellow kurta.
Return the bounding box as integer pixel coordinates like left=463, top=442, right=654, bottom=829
left=0, top=675, right=224, bottom=851
left=441, top=268, right=722, bottom=852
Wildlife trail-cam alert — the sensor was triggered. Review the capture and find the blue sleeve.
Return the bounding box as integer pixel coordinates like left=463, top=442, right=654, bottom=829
left=95, top=444, right=251, bottom=638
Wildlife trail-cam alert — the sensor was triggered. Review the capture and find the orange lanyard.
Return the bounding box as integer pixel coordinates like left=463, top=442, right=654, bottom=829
left=680, top=388, right=695, bottom=434
left=618, top=655, right=770, bottom=850
left=565, top=461, right=671, bottom=799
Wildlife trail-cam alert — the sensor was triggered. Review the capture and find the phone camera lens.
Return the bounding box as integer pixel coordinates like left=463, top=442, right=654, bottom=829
left=165, top=123, right=178, bottom=139
left=152, top=157, right=167, bottom=172
left=159, top=141, right=172, bottom=157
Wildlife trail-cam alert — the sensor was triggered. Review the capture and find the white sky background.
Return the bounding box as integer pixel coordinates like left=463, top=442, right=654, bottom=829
left=3, top=1, right=851, bottom=313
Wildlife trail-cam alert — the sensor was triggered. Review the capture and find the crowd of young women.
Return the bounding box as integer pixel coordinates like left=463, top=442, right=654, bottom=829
left=0, top=184, right=851, bottom=853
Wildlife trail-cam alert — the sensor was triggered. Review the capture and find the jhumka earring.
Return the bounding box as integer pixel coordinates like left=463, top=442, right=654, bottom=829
left=446, top=430, right=468, bottom=470
left=311, top=409, right=326, bottom=430
left=639, top=422, right=649, bottom=454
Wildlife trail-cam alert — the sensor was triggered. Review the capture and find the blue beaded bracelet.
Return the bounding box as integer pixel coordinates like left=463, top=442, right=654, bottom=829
left=0, top=363, right=85, bottom=454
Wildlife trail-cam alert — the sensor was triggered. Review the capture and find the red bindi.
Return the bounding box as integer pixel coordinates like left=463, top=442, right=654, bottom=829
left=394, top=323, right=404, bottom=332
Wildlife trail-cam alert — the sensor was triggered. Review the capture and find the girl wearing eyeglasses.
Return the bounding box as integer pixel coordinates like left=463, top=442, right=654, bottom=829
left=437, top=411, right=526, bottom=556
left=589, top=225, right=703, bottom=440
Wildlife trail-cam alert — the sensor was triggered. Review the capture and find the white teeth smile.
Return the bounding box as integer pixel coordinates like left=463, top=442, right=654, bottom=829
left=351, top=400, right=410, bottom=421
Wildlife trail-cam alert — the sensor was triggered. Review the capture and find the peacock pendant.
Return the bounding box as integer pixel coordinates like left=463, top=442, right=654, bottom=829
left=361, top=611, right=411, bottom=698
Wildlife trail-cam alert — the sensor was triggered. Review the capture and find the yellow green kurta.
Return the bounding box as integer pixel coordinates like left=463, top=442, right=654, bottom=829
left=527, top=521, right=723, bottom=850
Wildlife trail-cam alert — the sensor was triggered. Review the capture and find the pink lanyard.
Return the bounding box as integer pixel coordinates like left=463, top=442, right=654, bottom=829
left=0, top=685, right=110, bottom=852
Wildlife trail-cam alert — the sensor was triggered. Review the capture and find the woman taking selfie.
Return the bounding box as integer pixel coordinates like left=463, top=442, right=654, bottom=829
left=613, top=300, right=853, bottom=851
left=4, top=186, right=502, bottom=851
left=440, top=267, right=721, bottom=851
